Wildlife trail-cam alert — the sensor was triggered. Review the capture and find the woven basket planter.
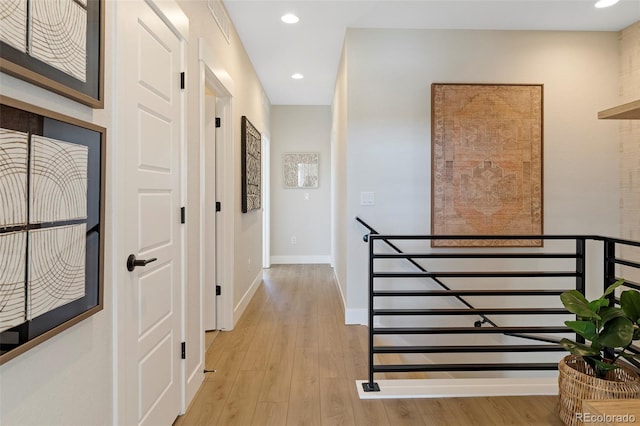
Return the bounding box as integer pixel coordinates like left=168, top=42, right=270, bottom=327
left=558, top=355, right=640, bottom=426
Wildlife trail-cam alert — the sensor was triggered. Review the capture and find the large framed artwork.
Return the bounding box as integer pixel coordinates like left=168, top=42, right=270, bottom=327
left=241, top=116, right=261, bottom=213
left=0, top=0, right=104, bottom=108
left=0, top=96, right=105, bottom=365
left=431, top=83, right=543, bottom=247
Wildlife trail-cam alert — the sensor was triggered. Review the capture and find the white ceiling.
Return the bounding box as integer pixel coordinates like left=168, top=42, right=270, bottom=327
left=223, top=0, right=640, bottom=105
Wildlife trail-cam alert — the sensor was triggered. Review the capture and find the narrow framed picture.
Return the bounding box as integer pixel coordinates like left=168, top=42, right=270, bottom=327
left=241, top=116, right=261, bottom=213
left=0, top=96, right=105, bottom=365
left=0, top=0, right=104, bottom=108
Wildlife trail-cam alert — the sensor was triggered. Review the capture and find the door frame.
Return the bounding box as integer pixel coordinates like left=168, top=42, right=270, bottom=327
left=262, top=135, right=270, bottom=268
left=201, top=91, right=217, bottom=333
left=114, top=0, right=189, bottom=423
left=198, top=38, right=234, bottom=334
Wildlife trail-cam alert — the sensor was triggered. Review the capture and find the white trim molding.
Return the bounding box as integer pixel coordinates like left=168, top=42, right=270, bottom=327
left=198, top=37, right=234, bottom=331
left=332, top=268, right=346, bottom=311
left=270, top=255, right=332, bottom=265
left=233, top=271, right=263, bottom=325
left=198, top=38, right=234, bottom=96
left=145, top=0, right=189, bottom=40
left=356, top=377, right=558, bottom=399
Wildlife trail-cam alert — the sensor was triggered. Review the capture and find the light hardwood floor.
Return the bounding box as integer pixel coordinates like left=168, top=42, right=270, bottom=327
left=175, top=264, right=563, bottom=426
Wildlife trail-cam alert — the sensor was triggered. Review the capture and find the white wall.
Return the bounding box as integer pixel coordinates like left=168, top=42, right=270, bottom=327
left=332, top=46, right=349, bottom=315
left=270, top=106, right=331, bottom=264
left=337, top=29, right=621, bottom=324
left=0, top=0, right=270, bottom=423
left=619, top=21, right=640, bottom=282
left=179, top=1, right=271, bottom=328
left=0, top=1, right=115, bottom=423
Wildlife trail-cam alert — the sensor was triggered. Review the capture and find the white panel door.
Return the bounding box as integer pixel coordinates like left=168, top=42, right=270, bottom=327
left=116, top=1, right=183, bottom=425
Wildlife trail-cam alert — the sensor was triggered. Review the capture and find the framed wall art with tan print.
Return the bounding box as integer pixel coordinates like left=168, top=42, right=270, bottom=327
left=0, top=0, right=104, bottom=108
left=431, top=83, right=543, bottom=247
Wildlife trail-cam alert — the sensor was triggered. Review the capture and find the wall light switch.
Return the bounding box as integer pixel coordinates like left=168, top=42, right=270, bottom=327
left=304, top=192, right=309, bottom=200
left=360, top=192, right=375, bottom=206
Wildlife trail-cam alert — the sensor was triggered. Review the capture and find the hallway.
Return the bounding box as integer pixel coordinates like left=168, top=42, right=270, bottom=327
left=175, top=264, right=563, bottom=425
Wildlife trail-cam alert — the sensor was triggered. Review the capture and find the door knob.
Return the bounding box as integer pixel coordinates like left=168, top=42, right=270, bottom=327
left=127, top=254, right=158, bottom=271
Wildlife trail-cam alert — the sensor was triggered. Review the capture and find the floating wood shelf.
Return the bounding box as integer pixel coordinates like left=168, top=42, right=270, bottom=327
left=598, top=99, right=640, bottom=119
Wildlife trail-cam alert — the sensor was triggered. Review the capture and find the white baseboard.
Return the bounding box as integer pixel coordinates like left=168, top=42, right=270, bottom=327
left=270, top=255, right=331, bottom=264
left=345, top=308, right=368, bottom=325
left=356, top=377, right=558, bottom=399
left=332, top=268, right=347, bottom=312
left=233, top=271, right=262, bottom=325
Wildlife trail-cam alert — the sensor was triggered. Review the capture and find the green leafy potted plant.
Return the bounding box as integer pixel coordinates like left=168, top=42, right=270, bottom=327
left=557, top=279, right=640, bottom=426
left=560, top=279, right=640, bottom=377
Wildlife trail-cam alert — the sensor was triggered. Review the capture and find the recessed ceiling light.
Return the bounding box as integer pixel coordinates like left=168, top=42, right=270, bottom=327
left=291, top=73, right=304, bottom=80
left=594, top=0, right=619, bottom=8
left=281, top=13, right=299, bottom=24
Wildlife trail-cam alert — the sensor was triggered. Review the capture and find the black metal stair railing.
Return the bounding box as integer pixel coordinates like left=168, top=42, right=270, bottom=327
left=355, top=217, right=640, bottom=392
left=603, top=237, right=640, bottom=365
left=356, top=216, right=581, bottom=344
left=357, top=216, right=503, bottom=330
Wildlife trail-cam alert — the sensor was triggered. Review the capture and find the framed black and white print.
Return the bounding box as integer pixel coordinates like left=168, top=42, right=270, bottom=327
left=0, top=0, right=104, bottom=108
left=241, top=116, right=261, bottom=213
left=0, top=96, right=105, bottom=365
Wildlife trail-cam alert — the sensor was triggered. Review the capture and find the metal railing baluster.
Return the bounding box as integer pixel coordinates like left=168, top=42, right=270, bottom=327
left=356, top=218, right=640, bottom=392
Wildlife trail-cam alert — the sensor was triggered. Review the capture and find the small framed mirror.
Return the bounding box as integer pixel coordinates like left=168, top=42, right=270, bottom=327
left=283, top=152, right=319, bottom=189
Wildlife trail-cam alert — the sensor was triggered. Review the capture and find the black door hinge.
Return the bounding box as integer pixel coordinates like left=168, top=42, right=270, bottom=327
left=216, top=285, right=221, bottom=296
left=180, top=72, right=185, bottom=90
left=180, top=207, right=186, bottom=224
left=181, top=342, right=186, bottom=359
left=216, top=202, right=221, bottom=212
left=215, top=117, right=221, bottom=128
